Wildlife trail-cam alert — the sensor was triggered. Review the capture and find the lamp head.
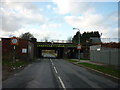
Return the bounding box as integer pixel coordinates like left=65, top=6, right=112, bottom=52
left=73, top=28, right=76, bottom=29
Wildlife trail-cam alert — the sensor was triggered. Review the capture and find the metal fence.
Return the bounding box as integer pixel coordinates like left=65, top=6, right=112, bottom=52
left=101, top=38, right=120, bottom=43
left=90, top=46, right=120, bottom=66
left=90, top=38, right=120, bottom=43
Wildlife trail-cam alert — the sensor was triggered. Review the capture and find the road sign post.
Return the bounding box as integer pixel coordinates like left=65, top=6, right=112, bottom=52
left=13, top=45, right=16, bottom=63
left=77, top=44, right=81, bottom=61
left=11, top=37, right=19, bottom=63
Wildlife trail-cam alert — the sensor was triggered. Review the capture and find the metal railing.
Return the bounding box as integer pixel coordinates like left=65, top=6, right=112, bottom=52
left=40, top=40, right=73, bottom=43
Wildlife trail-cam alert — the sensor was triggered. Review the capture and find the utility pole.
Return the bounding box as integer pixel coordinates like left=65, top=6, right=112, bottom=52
left=73, top=28, right=81, bottom=61
left=13, top=45, right=16, bottom=63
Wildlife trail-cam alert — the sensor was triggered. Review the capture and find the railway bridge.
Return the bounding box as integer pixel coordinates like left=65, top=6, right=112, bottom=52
left=37, top=41, right=78, bottom=58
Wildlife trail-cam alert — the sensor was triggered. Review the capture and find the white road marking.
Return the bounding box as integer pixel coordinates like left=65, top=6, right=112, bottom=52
left=50, top=59, right=52, bottom=62
left=52, top=62, right=54, bottom=66
left=58, top=76, right=66, bottom=90
left=50, top=59, right=54, bottom=66
left=53, top=66, right=58, bottom=73
left=50, top=59, right=66, bottom=89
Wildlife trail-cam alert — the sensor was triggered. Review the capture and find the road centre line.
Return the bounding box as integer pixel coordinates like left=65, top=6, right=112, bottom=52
left=50, top=59, right=57, bottom=73
left=58, top=76, right=66, bottom=90
left=50, top=59, right=54, bottom=66
left=50, top=59, right=52, bottom=63
left=52, top=62, right=54, bottom=66
left=50, top=59, right=66, bottom=89
left=53, top=66, right=58, bottom=73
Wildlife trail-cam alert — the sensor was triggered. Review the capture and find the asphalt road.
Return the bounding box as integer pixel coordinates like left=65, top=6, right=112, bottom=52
left=3, top=53, right=119, bottom=89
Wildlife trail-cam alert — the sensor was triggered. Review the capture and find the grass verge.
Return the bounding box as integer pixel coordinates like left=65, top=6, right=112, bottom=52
left=79, top=63, right=120, bottom=78
left=2, top=60, right=29, bottom=69
left=66, top=59, right=78, bottom=63
left=66, top=59, right=120, bottom=79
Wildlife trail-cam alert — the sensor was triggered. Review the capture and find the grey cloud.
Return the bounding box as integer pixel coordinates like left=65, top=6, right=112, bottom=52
left=2, top=15, right=22, bottom=32
left=1, top=2, right=48, bottom=32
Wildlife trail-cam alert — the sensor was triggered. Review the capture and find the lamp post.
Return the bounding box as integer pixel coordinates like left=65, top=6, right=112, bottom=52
left=73, top=28, right=81, bottom=61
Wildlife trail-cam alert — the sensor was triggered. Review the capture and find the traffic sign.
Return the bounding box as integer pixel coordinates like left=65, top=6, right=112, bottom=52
left=11, top=37, right=19, bottom=45
left=77, top=44, right=81, bottom=50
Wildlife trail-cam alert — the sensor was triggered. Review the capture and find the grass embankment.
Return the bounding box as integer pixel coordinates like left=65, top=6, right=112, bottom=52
left=67, top=59, right=120, bottom=79
left=3, top=60, right=29, bottom=69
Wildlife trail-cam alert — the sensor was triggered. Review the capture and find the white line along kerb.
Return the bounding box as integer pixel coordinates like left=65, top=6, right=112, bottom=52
left=53, top=66, right=58, bottom=73
left=58, top=76, right=66, bottom=90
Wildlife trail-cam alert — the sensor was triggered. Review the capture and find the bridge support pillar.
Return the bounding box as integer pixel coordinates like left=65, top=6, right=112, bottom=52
left=68, top=49, right=76, bottom=58
left=57, top=49, right=61, bottom=58
left=37, top=48, right=42, bottom=58
left=62, top=47, right=68, bottom=59
left=57, top=47, right=68, bottom=59
left=57, top=48, right=65, bottom=58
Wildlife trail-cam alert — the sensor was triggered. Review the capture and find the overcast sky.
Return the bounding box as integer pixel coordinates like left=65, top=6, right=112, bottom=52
left=0, top=0, right=119, bottom=41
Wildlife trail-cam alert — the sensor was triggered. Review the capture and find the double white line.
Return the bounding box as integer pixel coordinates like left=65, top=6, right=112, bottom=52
left=50, top=59, right=66, bottom=90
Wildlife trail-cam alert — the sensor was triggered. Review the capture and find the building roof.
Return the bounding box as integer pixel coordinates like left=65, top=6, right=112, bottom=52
left=101, top=42, right=120, bottom=48
left=93, top=42, right=120, bottom=48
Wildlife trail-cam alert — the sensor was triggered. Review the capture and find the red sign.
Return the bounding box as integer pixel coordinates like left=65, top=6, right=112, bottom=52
left=77, top=44, right=81, bottom=50
left=11, top=37, right=19, bottom=45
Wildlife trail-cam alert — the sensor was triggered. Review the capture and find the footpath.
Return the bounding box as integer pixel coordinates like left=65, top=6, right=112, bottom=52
left=72, top=59, right=104, bottom=65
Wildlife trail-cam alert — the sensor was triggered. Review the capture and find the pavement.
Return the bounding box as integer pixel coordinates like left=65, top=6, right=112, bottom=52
left=2, top=53, right=119, bottom=89
left=72, top=59, right=104, bottom=66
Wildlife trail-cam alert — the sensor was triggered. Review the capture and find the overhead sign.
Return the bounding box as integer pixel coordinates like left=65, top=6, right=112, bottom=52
left=77, top=44, right=81, bottom=50
left=11, top=37, right=19, bottom=45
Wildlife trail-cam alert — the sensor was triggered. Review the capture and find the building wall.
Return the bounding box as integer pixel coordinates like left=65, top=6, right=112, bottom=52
left=28, top=41, right=34, bottom=60
left=2, top=38, right=35, bottom=61
left=16, top=39, right=29, bottom=60
left=2, top=38, right=14, bottom=60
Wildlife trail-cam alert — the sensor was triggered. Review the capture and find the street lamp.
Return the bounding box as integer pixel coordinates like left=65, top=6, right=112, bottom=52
left=73, top=28, right=81, bottom=61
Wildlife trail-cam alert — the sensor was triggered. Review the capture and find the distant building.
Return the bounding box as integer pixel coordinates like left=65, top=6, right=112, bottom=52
left=90, top=37, right=101, bottom=44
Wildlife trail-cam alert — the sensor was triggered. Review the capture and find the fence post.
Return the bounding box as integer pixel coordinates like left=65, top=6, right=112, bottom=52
left=109, top=48, right=111, bottom=65
left=93, top=51, right=94, bottom=61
